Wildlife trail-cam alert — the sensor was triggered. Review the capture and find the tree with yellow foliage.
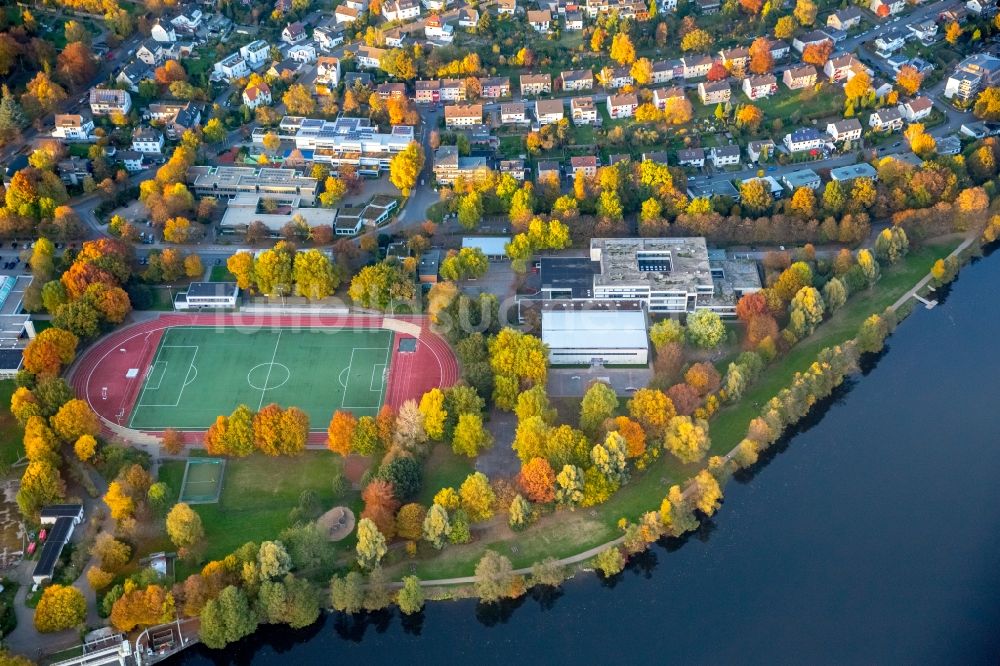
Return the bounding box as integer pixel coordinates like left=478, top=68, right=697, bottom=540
left=110, top=583, right=175, bottom=632
left=34, top=584, right=85, bottom=632
left=389, top=141, right=424, bottom=196
left=663, top=415, right=711, bottom=463
left=104, top=481, right=135, bottom=522
left=609, top=33, right=636, bottom=65
left=74, top=434, right=97, bottom=461
left=166, top=502, right=204, bottom=550
left=51, top=398, right=100, bottom=442
left=459, top=471, right=495, bottom=522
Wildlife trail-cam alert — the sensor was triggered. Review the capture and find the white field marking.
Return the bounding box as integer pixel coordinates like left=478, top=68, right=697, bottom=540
left=341, top=343, right=393, bottom=412
left=370, top=364, right=386, bottom=392
left=144, top=361, right=167, bottom=391
left=257, top=330, right=283, bottom=411
left=131, top=345, right=199, bottom=422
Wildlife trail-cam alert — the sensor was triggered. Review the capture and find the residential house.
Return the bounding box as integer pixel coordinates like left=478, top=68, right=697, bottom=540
left=445, top=103, right=483, bottom=127
left=698, top=81, right=731, bottom=105
left=335, top=5, right=361, bottom=22
left=51, top=114, right=95, bottom=142
left=479, top=77, right=511, bottom=98
left=267, top=59, right=301, bottom=80
left=497, top=0, right=517, bottom=14
left=150, top=18, right=177, bottom=43
left=132, top=126, right=164, bottom=154
left=769, top=39, right=791, bottom=60
left=170, top=10, right=202, bottom=33
left=869, top=107, right=904, bottom=132
left=356, top=45, right=387, bottom=69
left=642, top=151, right=670, bottom=165
left=907, top=19, right=938, bottom=42
left=314, top=24, right=345, bottom=49
left=119, top=149, right=145, bottom=173
left=520, top=73, right=552, bottom=96
left=869, top=0, right=905, bottom=16
left=240, top=40, right=270, bottom=69
left=282, top=21, right=307, bottom=44
left=604, top=66, right=634, bottom=89
left=561, top=69, right=594, bottom=91
left=382, top=0, right=421, bottom=20
left=89, top=88, right=131, bottom=116
left=425, top=15, right=455, bottom=42
left=565, top=11, right=584, bottom=29
left=792, top=31, right=831, bottom=53
left=570, top=155, right=598, bottom=177
left=500, top=159, right=527, bottom=180
left=384, top=28, right=406, bottom=47
left=830, top=162, right=878, bottom=182
left=652, top=87, right=685, bottom=109
left=458, top=7, right=480, bottom=26
left=441, top=79, right=466, bottom=101
left=136, top=40, right=165, bottom=66
left=719, top=47, right=750, bottom=72
left=535, top=99, right=564, bottom=125
left=537, top=160, right=560, bottom=183
left=782, top=168, right=822, bottom=190
left=967, top=0, right=997, bottom=14
left=116, top=61, right=154, bottom=92
left=422, top=0, right=449, bottom=10
left=900, top=97, right=933, bottom=121
left=827, top=6, right=862, bottom=30
left=415, top=79, right=441, bottom=103
left=288, top=43, right=317, bottom=63
left=527, top=9, right=552, bottom=31
left=677, top=147, right=705, bottom=168
left=376, top=82, right=407, bottom=99
left=784, top=127, right=826, bottom=153
left=651, top=59, right=678, bottom=84
left=682, top=55, right=713, bottom=79
left=316, top=57, right=342, bottom=88
left=783, top=65, right=817, bottom=90
left=827, top=118, right=863, bottom=142
left=695, top=0, right=721, bottom=12
left=433, top=146, right=491, bottom=184
left=606, top=93, right=638, bottom=119
left=937, top=135, right=962, bottom=155
left=710, top=145, right=740, bottom=168
left=822, top=26, right=848, bottom=43
left=571, top=97, right=598, bottom=124
left=57, top=157, right=91, bottom=185
left=747, top=139, right=775, bottom=163
left=500, top=102, right=527, bottom=124
left=147, top=101, right=202, bottom=139
left=945, top=53, right=1000, bottom=101
left=743, top=74, right=777, bottom=100
left=825, top=54, right=862, bottom=82
left=874, top=31, right=906, bottom=56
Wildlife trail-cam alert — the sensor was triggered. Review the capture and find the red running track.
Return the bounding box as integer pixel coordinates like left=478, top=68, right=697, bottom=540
left=68, top=313, right=460, bottom=444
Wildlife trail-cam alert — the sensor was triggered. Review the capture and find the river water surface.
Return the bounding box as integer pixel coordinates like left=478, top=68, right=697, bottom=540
left=173, top=251, right=1000, bottom=665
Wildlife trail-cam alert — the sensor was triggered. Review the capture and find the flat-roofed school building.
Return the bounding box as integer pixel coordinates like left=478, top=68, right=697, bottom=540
left=542, top=307, right=649, bottom=365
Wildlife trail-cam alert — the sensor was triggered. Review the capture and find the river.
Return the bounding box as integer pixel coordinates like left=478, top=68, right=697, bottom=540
left=171, top=250, right=1000, bottom=665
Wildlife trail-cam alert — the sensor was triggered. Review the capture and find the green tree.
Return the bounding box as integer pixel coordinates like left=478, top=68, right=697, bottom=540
left=686, top=310, right=726, bottom=348
left=199, top=586, right=258, bottom=649
left=329, top=572, right=365, bottom=613
left=789, top=286, right=825, bottom=337
left=474, top=550, right=517, bottom=603
left=874, top=226, right=909, bottom=264
left=823, top=277, right=847, bottom=312
left=649, top=319, right=684, bottom=348
left=452, top=412, right=493, bottom=457
left=591, top=431, right=629, bottom=484
left=422, top=503, right=450, bottom=549
left=397, top=575, right=424, bottom=614
left=579, top=381, right=618, bottom=435
left=592, top=547, right=625, bottom=577
left=456, top=191, right=483, bottom=230
left=293, top=249, right=338, bottom=300
left=857, top=248, right=880, bottom=287
left=166, top=502, right=204, bottom=550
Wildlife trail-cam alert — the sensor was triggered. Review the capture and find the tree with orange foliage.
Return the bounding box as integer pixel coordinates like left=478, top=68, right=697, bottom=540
left=155, top=60, right=187, bottom=85
left=684, top=363, right=722, bottom=396
left=61, top=261, right=115, bottom=300
left=204, top=415, right=228, bottom=456
left=706, top=62, right=729, bottom=82
left=627, top=388, right=676, bottom=439
left=666, top=383, right=701, bottom=416
left=327, top=410, right=357, bottom=456
left=748, top=37, right=774, bottom=74
left=252, top=403, right=285, bottom=456
left=56, top=42, right=97, bottom=89
left=896, top=65, right=923, bottom=96
left=22, top=327, right=78, bottom=377
left=361, top=479, right=399, bottom=538
left=746, top=313, right=779, bottom=348
left=735, top=104, right=764, bottom=131
left=280, top=407, right=308, bottom=455
left=801, top=40, right=833, bottom=67
left=612, top=415, right=647, bottom=458
left=518, top=457, right=556, bottom=503
left=739, top=0, right=763, bottom=14
left=162, top=429, right=185, bottom=455
left=110, top=584, right=175, bottom=632
left=735, top=291, right=768, bottom=323
left=375, top=404, right=395, bottom=446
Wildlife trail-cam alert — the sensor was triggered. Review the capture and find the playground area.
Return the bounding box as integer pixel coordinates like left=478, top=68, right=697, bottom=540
left=71, top=313, right=460, bottom=437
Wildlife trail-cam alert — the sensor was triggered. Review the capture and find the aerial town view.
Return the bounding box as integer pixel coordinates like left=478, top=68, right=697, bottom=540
left=0, top=0, right=998, bottom=660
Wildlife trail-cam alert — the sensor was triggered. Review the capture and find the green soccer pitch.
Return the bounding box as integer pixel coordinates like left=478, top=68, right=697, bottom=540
left=127, top=326, right=393, bottom=430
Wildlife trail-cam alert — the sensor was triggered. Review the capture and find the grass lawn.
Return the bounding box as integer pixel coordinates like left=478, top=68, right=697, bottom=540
left=755, top=86, right=846, bottom=123
left=405, top=239, right=959, bottom=580
left=160, top=451, right=351, bottom=565
left=417, top=444, right=476, bottom=506
left=0, top=381, right=24, bottom=470
left=209, top=265, right=234, bottom=282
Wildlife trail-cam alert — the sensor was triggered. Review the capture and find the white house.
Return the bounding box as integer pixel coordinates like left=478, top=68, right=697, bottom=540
left=869, top=0, right=905, bottom=16
left=51, top=114, right=95, bottom=142
left=282, top=21, right=308, bottom=44
left=335, top=5, right=361, bottom=22
left=607, top=93, right=638, bottom=119
left=116, top=62, right=153, bottom=92
left=131, top=126, right=164, bottom=154
left=500, top=102, right=526, bottom=124
left=150, top=18, right=177, bottom=43
left=423, top=0, right=449, bottom=9
left=356, top=45, right=387, bottom=70
left=571, top=97, right=598, bottom=125
left=900, top=97, right=933, bottom=121
left=136, top=40, right=165, bottom=66
left=869, top=107, right=904, bottom=132
left=445, top=103, right=483, bottom=127
left=784, top=127, right=825, bottom=153
left=243, top=82, right=272, bottom=109
left=677, top=147, right=705, bottom=168
left=316, top=57, right=341, bottom=87
left=825, top=54, right=862, bottom=82
left=527, top=9, right=552, bottom=31
left=535, top=99, right=564, bottom=125
left=743, top=74, right=777, bottom=100
left=458, top=7, right=480, bottom=26
left=89, top=88, right=131, bottom=116
left=382, top=0, right=421, bottom=20
left=314, top=25, right=345, bottom=49
left=240, top=40, right=270, bottom=69
left=424, top=15, right=455, bottom=42
left=497, top=0, right=517, bottom=14
left=214, top=53, right=249, bottom=80
left=119, top=150, right=145, bottom=173
left=170, top=9, right=203, bottom=33
left=710, top=145, right=741, bottom=168
left=698, top=81, right=731, bottom=105
left=874, top=31, right=906, bottom=57
left=652, top=87, right=685, bottom=109
left=826, top=118, right=863, bottom=142
left=747, top=139, right=775, bottom=163
left=288, top=43, right=317, bottom=63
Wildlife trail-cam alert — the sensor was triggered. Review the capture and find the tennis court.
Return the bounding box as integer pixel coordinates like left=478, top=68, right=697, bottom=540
left=127, top=326, right=393, bottom=430
left=179, top=458, right=226, bottom=504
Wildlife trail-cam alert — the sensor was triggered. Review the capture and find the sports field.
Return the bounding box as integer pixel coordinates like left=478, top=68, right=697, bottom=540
left=127, top=326, right=393, bottom=430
